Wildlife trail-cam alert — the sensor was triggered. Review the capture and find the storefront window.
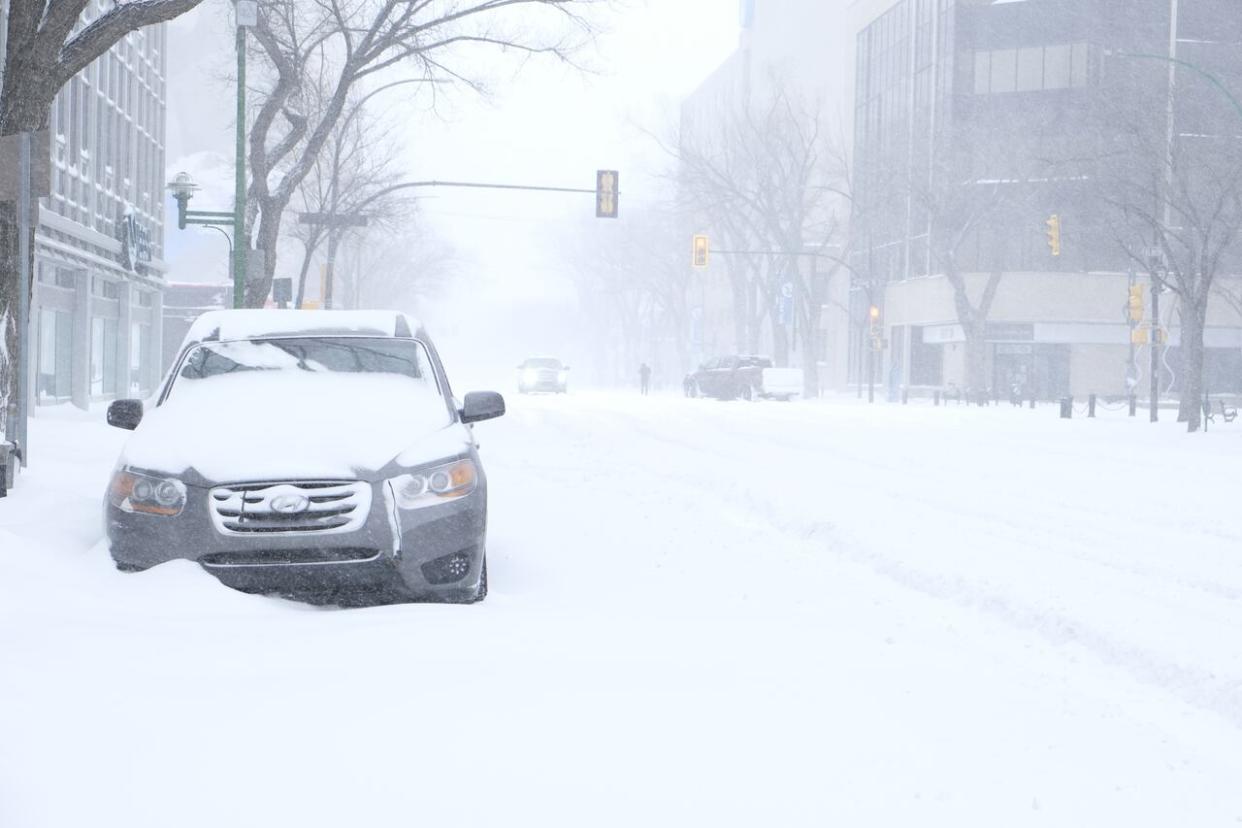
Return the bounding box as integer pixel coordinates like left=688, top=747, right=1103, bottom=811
left=130, top=323, right=149, bottom=395
left=90, top=316, right=119, bottom=396
left=38, top=309, right=74, bottom=401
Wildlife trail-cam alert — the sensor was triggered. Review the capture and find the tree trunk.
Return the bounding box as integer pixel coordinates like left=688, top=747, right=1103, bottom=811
left=730, top=277, right=748, bottom=353
left=245, top=202, right=283, bottom=308
left=1179, top=298, right=1208, bottom=433
left=963, top=321, right=990, bottom=405
left=800, top=312, right=820, bottom=397
left=0, top=202, right=35, bottom=431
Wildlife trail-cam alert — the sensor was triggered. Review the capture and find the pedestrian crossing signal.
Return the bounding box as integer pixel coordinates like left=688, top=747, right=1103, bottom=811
left=692, top=235, right=710, bottom=268
left=596, top=170, right=619, bottom=218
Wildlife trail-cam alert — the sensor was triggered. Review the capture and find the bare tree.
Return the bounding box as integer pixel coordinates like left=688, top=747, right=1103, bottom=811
left=1, top=0, right=206, bottom=414
left=240, top=0, right=600, bottom=308
left=336, top=221, right=456, bottom=311
left=288, top=85, right=414, bottom=308
left=674, top=79, right=849, bottom=395
left=1089, top=80, right=1242, bottom=432
left=564, top=204, right=689, bottom=386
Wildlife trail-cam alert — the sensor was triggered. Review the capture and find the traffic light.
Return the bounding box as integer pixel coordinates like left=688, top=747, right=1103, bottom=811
left=1046, top=214, right=1062, bottom=257
left=692, top=234, right=710, bottom=269
left=596, top=170, right=619, bottom=219
left=1127, top=285, right=1145, bottom=324
left=868, top=305, right=881, bottom=337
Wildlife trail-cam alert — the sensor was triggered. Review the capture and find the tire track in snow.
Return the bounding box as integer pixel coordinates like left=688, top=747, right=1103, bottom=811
left=525, top=397, right=1242, bottom=732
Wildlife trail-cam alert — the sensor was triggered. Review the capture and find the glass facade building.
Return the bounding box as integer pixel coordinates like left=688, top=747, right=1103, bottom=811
left=1, top=0, right=168, bottom=407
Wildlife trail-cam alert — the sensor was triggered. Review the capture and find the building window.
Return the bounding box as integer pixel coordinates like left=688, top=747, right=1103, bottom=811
left=973, top=43, right=1090, bottom=94
left=38, top=309, right=74, bottom=401
left=90, top=316, right=119, bottom=396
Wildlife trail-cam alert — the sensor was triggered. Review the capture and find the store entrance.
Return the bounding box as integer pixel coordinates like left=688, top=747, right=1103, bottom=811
left=993, top=344, right=1070, bottom=402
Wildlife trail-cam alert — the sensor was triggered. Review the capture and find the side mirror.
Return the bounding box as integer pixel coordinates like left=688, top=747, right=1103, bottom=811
left=107, top=399, right=144, bottom=431
left=460, top=391, right=506, bottom=424
left=562, top=365, right=571, bottom=371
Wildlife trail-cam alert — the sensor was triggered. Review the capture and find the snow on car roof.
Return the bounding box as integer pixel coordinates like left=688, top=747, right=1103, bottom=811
left=185, top=310, right=421, bottom=344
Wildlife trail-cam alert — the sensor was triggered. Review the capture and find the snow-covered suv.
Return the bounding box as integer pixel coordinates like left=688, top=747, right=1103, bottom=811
left=104, top=310, right=505, bottom=606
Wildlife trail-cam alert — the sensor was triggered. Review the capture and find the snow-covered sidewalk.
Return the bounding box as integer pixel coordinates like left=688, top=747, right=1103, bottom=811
left=2, top=395, right=1241, bottom=827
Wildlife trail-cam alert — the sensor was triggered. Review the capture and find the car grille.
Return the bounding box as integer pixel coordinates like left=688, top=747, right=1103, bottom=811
left=209, top=481, right=372, bottom=536
left=199, top=548, right=382, bottom=567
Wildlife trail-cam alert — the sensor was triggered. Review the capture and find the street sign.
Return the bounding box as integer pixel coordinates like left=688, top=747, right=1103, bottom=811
left=778, top=296, right=793, bottom=326
left=236, top=0, right=258, bottom=27
left=272, top=277, right=292, bottom=304
left=692, top=235, right=710, bottom=268
left=298, top=212, right=368, bottom=227
left=596, top=170, right=619, bottom=218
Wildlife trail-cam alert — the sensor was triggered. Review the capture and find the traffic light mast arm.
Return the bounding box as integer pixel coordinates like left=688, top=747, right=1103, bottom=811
left=352, top=179, right=609, bottom=214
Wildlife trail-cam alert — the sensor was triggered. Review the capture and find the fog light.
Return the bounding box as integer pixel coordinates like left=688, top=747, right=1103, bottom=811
left=421, top=551, right=474, bottom=585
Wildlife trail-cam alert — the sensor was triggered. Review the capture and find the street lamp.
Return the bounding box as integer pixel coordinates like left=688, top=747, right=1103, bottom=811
left=167, top=171, right=237, bottom=287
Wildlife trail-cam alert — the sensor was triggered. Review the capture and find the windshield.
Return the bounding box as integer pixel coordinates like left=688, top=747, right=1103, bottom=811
left=175, top=337, right=435, bottom=386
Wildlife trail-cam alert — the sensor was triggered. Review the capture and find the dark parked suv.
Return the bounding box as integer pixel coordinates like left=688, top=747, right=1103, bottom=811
left=686, top=355, right=804, bottom=401
left=104, top=310, right=505, bottom=606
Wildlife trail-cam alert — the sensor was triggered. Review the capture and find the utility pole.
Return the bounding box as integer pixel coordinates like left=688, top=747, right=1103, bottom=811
left=1150, top=267, right=1162, bottom=423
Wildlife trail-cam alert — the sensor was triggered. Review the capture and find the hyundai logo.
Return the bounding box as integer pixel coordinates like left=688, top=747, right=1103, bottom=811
left=270, top=494, right=311, bottom=514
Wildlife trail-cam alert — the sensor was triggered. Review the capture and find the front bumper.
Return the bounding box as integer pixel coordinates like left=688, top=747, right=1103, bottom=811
left=107, top=476, right=487, bottom=602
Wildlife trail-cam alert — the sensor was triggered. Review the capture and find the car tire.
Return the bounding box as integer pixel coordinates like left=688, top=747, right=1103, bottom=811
left=739, top=384, right=753, bottom=401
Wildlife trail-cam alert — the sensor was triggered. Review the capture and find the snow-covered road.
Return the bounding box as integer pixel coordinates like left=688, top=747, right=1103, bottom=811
left=3, top=394, right=1241, bottom=827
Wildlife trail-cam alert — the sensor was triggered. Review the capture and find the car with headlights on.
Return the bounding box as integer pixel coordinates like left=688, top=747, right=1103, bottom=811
left=517, top=356, right=569, bottom=394
left=105, top=310, right=505, bottom=606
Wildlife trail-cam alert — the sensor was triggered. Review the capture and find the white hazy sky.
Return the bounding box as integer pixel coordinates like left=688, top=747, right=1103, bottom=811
left=163, top=1, right=740, bottom=283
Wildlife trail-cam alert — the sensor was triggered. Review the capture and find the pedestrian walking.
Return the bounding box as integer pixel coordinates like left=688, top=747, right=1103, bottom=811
left=639, top=363, right=652, bottom=396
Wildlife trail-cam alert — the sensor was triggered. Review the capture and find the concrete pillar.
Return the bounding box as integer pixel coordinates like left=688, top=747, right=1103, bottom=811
left=149, top=287, right=164, bottom=390
left=115, top=281, right=132, bottom=397
left=71, top=269, right=90, bottom=410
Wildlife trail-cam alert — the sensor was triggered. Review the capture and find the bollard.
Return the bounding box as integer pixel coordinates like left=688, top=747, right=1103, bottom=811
left=1088, top=394, right=1097, bottom=418
left=1029, top=395, right=1036, bottom=410
left=934, top=390, right=941, bottom=407
left=1060, top=397, right=1073, bottom=419
left=902, top=387, right=909, bottom=405
left=1129, top=394, right=1137, bottom=417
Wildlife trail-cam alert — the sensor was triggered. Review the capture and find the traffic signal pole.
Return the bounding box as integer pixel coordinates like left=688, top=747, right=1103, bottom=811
left=1150, top=275, right=1162, bottom=422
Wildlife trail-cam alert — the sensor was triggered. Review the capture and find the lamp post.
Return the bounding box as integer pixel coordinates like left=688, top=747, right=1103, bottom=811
left=168, top=171, right=237, bottom=291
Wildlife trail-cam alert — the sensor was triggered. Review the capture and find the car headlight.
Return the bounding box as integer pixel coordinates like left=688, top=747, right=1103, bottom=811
left=109, top=470, right=187, bottom=517
left=389, top=458, right=478, bottom=510
left=522, top=369, right=539, bottom=384
left=558, top=370, right=569, bottom=382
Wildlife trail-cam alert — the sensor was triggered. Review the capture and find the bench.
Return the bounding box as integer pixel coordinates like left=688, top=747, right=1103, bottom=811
left=1202, top=398, right=1239, bottom=425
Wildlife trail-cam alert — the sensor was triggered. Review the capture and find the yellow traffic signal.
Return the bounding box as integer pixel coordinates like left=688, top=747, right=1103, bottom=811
left=596, top=170, right=619, bottom=219
left=692, top=234, right=710, bottom=269
left=868, top=305, right=881, bottom=336
left=1046, top=214, right=1062, bottom=257
left=1127, top=285, right=1145, bottom=323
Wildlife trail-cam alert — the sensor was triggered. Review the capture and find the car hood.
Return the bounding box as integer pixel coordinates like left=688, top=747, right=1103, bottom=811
left=117, top=372, right=472, bottom=487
